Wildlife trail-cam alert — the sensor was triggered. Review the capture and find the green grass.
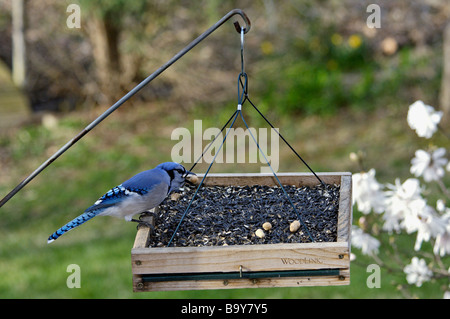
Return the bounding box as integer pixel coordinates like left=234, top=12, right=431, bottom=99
left=0, top=60, right=30, bottom=131
left=0, top=99, right=444, bottom=299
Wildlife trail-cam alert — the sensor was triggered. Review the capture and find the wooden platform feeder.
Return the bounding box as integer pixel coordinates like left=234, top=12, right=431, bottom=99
left=131, top=172, right=352, bottom=292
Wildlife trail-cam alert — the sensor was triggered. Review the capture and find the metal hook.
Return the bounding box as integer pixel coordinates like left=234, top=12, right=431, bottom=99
left=232, top=9, right=251, bottom=34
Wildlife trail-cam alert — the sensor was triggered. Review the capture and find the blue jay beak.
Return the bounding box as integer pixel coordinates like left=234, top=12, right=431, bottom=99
left=184, top=170, right=198, bottom=185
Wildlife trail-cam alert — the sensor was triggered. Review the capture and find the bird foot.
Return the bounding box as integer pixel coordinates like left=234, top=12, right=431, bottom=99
left=131, top=218, right=155, bottom=232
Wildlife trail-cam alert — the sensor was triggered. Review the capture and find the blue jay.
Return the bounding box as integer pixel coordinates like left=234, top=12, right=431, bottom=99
left=47, top=162, right=195, bottom=243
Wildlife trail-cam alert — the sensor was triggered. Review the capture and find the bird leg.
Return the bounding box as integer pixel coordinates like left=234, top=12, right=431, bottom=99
left=131, top=211, right=155, bottom=232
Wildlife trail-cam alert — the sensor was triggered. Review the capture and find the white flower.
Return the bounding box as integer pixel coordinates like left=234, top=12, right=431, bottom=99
left=407, top=100, right=442, bottom=138
left=352, top=169, right=386, bottom=214
left=384, top=178, right=445, bottom=249
left=434, top=231, right=450, bottom=257
left=434, top=211, right=450, bottom=257
left=411, top=206, right=446, bottom=251
left=436, top=199, right=447, bottom=213
left=351, top=226, right=380, bottom=255
left=400, top=197, right=427, bottom=234
left=383, top=178, right=423, bottom=233
left=410, top=148, right=448, bottom=182
left=403, top=257, right=433, bottom=287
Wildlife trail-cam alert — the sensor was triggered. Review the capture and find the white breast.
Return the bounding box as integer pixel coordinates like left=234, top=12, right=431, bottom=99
left=98, top=182, right=169, bottom=221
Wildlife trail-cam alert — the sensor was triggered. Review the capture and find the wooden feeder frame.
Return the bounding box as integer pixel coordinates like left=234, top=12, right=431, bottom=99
left=131, top=172, right=352, bottom=292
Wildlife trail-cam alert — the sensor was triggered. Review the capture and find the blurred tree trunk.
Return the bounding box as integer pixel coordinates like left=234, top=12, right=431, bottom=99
left=85, top=12, right=122, bottom=105
left=11, top=0, right=26, bottom=89
left=440, top=22, right=450, bottom=125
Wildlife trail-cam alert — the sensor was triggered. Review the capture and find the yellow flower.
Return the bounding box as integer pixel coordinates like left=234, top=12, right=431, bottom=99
left=348, top=34, right=362, bottom=49
left=260, top=41, right=274, bottom=55
left=331, top=33, right=343, bottom=46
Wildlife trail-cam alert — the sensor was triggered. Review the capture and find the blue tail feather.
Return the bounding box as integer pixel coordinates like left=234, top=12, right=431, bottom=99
left=47, top=210, right=99, bottom=244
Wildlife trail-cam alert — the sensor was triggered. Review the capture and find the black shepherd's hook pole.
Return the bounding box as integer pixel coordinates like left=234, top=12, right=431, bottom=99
left=0, top=9, right=251, bottom=208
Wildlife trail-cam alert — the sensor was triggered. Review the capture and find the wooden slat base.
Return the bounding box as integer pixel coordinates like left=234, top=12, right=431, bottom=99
left=133, top=269, right=350, bottom=291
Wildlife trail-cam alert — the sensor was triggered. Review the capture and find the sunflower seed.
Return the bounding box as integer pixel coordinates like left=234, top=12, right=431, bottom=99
left=150, top=183, right=340, bottom=247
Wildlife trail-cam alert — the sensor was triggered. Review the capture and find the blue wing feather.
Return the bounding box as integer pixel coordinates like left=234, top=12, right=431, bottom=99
left=122, top=168, right=168, bottom=191
left=47, top=166, right=170, bottom=243
left=86, top=184, right=148, bottom=213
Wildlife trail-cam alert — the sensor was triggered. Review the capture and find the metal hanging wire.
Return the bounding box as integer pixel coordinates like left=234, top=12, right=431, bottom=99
left=167, top=27, right=325, bottom=245
left=168, top=110, right=240, bottom=246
